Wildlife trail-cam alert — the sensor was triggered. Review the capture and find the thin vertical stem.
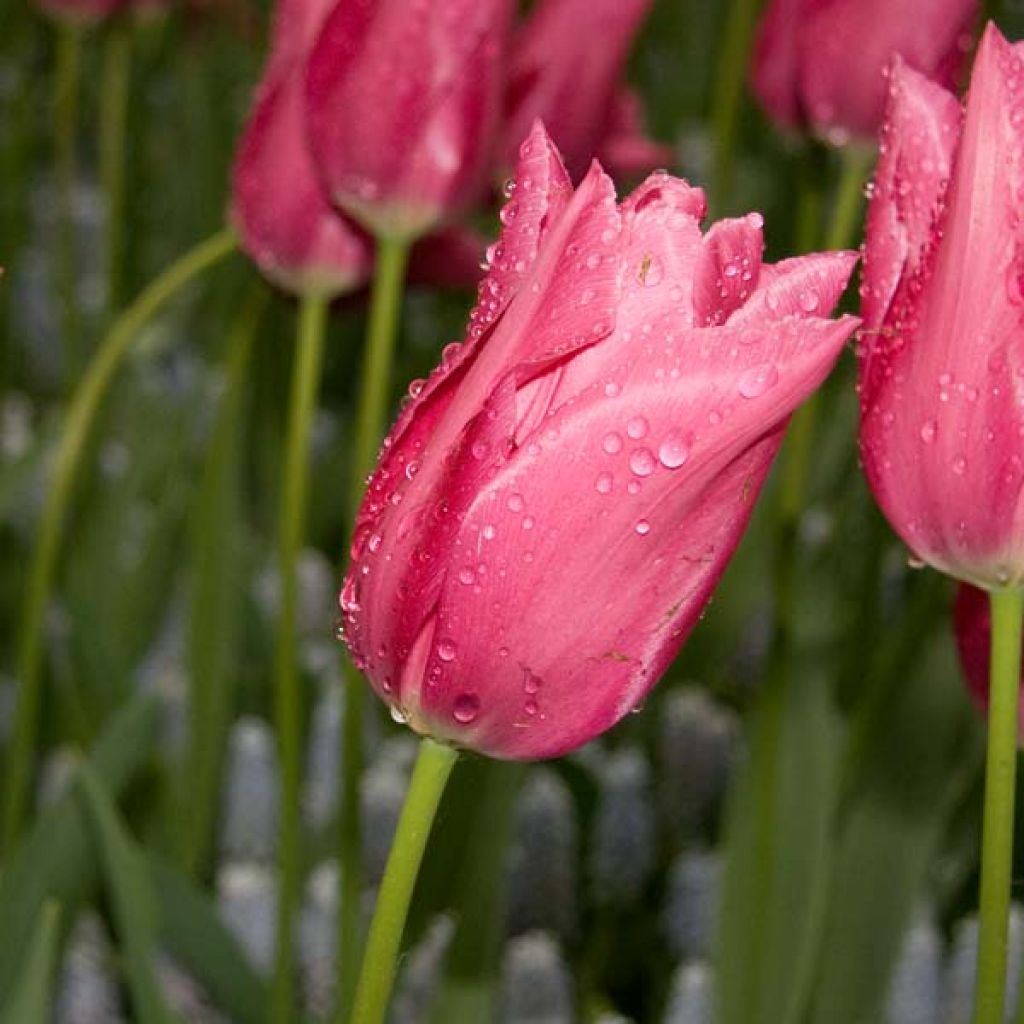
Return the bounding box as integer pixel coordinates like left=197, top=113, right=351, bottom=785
left=335, top=235, right=410, bottom=1022
left=1, top=228, right=237, bottom=854
left=823, top=147, right=874, bottom=254
left=272, top=291, right=330, bottom=1024
left=53, top=23, right=82, bottom=386
left=99, top=23, right=132, bottom=319
left=973, top=587, right=1024, bottom=1024
left=349, top=738, right=458, bottom=1024
left=709, top=0, right=762, bottom=214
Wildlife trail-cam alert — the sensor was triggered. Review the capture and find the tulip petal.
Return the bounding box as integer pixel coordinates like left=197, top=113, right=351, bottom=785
left=410, top=310, right=856, bottom=758
left=860, top=57, right=962, bottom=336
left=231, top=68, right=371, bottom=297
left=692, top=215, right=765, bottom=327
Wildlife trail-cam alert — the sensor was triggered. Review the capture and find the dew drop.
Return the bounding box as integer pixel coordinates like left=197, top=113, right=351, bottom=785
left=626, top=415, right=649, bottom=440
left=737, top=364, right=779, bottom=399
left=507, top=492, right=525, bottom=513
left=595, top=471, right=614, bottom=494
left=453, top=693, right=480, bottom=724
left=602, top=431, right=624, bottom=454
left=390, top=705, right=408, bottom=724
left=339, top=577, right=361, bottom=613
left=458, top=567, right=476, bottom=586
left=658, top=431, right=691, bottom=469
left=635, top=519, right=651, bottom=536
left=629, top=448, right=655, bottom=477
left=482, top=524, right=497, bottom=540
left=952, top=454, right=967, bottom=476
left=920, top=420, right=937, bottom=443
left=523, top=698, right=539, bottom=717
left=437, top=638, right=458, bottom=662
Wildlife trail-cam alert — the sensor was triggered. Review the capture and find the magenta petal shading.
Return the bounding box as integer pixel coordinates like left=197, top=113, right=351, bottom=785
left=340, top=123, right=859, bottom=760
left=750, top=0, right=978, bottom=144
left=859, top=24, right=1024, bottom=588
left=305, top=0, right=513, bottom=240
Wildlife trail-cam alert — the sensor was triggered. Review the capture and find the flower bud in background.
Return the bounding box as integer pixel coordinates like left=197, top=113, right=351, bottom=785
left=218, top=717, right=279, bottom=864
left=306, top=0, right=512, bottom=240
left=499, top=0, right=670, bottom=182
left=55, top=914, right=124, bottom=1024
left=882, top=908, right=942, bottom=1024
left=953, top=584, right=1024, bottom=739
left=339, top=121, right=858, bottom=760
left=751, top=0, right=977, bottom=145
left=499, top=932, right=575, bottom=1024
left=231, top=0, right=371, bottom=296
left=663, top=849, right=721, bottom=963
left=663, top=963, right=714, bottom=1024
left=216, top=862, right=277, bottom=973
left=859, top=26, right=1024, bottom=588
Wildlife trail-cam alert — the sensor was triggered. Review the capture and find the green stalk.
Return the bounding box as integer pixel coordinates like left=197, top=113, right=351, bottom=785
left=1, top=228, right=237, bottom=854
left=271, top=291, right=330, bottom=1024
left=349, top=738, right=458, bottom=1024
left=181, top=288, right=265, bottom=877
left=823, top=147, right=874, bottom=254
left=973, top=587, right=1024, bottom=1024
left=99, top=23, right=132, bottom=319
left=53, top=23, right=82, bottom=385
left=335, top=235, right=410, bottom=1022
left=709, top=0, right=762, bottom=214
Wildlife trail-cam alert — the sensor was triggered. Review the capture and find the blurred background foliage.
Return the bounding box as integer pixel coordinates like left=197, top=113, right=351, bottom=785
left=5, top=0, right=1024, bottom=1022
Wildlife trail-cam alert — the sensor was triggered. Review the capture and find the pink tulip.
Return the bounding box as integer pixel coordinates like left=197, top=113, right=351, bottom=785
left=338, top=121, right=859, bottom=760
left=954, top=583, right=1024, bottom=741
left=230, top=0, right=371, bottom=297
left=859, top=24, right=1024, bottom=588
left=500, top=0, right=668, bottom=182
left=305, top=0, right=512, bottom=241
left=751, top=0, right=977, bottom=144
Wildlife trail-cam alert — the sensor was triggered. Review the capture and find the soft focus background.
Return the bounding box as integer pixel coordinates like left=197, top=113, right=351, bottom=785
left=5, top=1, right=1024, bottom=1022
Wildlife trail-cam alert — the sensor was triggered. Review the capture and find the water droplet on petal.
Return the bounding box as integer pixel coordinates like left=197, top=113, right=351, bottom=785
left=920, top=420, right=937, bottom=443
left=626, top=416, right=649, bottom=440
left=507, top=492, right=525, bottom=513
left=952, top=454, right=967, bottom=475
left=390, top=705, right=408, bottom=724
left=737, top=364, right=779, bottom=399
left=602, top=432, right=623, bottom=455
left=629, top=448, right=655, bottom=477
left=635, top=519, right=651, bottom=536
left=437, top=638, right=458, bottom=662
left=658, top=431, right=691, bottom=469
left=595, top=471, right=614, bottom=494
left=453, top=693, right=480, bottom=724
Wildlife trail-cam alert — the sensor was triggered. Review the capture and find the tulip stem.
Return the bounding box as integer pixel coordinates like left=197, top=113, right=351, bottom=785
left=1, top=227, right=238, bottom=854
left=53, top=22, right=82, bottom=387
left=973, top=587, right=1024, bottom=1024
left=335, top=234, right=410, bottom=1022
left=272, top=289, right=331, bottom=1024
left=709, top=0, right=762, bottom=214
left=823, top=147, right=874, bottom=254
left=349, top=738, right=458, bottom=1024
left=99, top=22, right=132, bottom=320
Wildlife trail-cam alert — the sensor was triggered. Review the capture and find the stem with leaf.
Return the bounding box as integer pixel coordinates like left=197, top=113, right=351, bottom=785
left=2, top=228, right=237, bottom=853
left=349, top=738, right=458, bottom=1024
left=271, top=291, right=330, bottom=1023
left=335, top=235, right=410, bottom=1022
left=973, top=587, right=1023, bottom=1024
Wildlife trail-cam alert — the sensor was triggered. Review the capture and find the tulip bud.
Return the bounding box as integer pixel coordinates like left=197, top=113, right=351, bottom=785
left=339, top=121, right=858, bottom=760
left=230, top=0, right=371, bottom=297
left=751, top=0, right=977, bottom=145
left=216, top=862, right=277, bottom=973
left=500, top=0, right=669, bottom=181
left=305, top=0, right=512, bottom=240
left=663, top=849, right=721, bottom=963
left=499, top=932, right=574, bottom=1024
left=219, top=717, right=279, bottom=864
left=859, top=25, right=1024, bottom=589
left=663, top=963, right=714, bottom=1024
left=953, top=583, right=1024, bottom=740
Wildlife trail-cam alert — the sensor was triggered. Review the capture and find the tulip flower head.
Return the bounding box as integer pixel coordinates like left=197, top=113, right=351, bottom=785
left=230, top=0, right=371, bottom=297
left=306, top=0, right=512, bottom=240
left=954, top=583, right=1024, bottom=742
left=500, top=0, right=671, bottom=182
left=751, top=0, right=978, bottom=144
left=338, top=122, right=859, bottom=760
left=859, top=25, right=1024, bottom=589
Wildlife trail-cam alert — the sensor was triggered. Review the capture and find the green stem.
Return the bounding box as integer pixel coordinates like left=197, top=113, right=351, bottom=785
left=181, top=287, right=265, bottom=877
left=349, top=738, right=458, bottom=1024
left=99, top=23, right=132, bottom=320
left=973, top=587, right=1024, bottom=1024
left=335, top=235, right=410, bottom=1022
left=271, top=290, right=330, bottom=1024
left=823, top=147, right=874, bottom=254
left=53, top=23, right=82, bottom=387
left=709, top=0, right=762, bottom=214
left=1, top=228, right=237, bottom=854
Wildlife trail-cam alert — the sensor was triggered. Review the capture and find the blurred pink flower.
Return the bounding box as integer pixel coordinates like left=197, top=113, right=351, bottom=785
left=499, top=0, right=670, bottom=181
left=751, top=0, right=977, bottom=144
left=305, top=0, right=513, bottom=240
left=859, top=25, right=1024, bottom=588
left=338, top=122, right=859, bottom=760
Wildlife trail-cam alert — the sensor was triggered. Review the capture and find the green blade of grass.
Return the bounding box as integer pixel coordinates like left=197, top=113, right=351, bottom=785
left=0, top=901, right=61, bottom=1024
